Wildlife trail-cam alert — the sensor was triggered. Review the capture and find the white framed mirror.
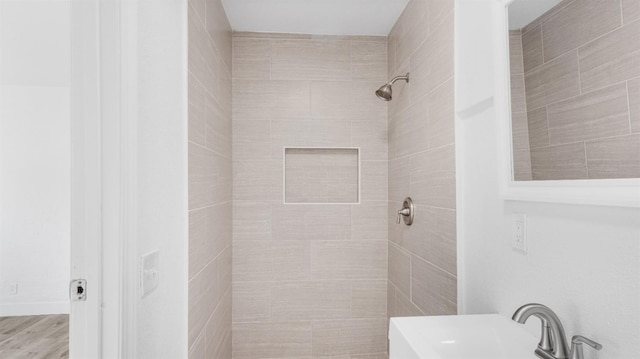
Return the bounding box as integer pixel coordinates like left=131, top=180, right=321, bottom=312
left=495, top=0, right=640, bottom=207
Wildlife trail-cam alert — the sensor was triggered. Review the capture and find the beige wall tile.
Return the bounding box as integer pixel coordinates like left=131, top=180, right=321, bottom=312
left=388, top=100, right=429, bottom=159
left=579, top=20, right=640, bottom=93
left=351, top=81, right=389, bottom=119
left=232, top=281, right=271, bottom=323
left=189, top=74, right=206, bottom=146
left=232, top=120, right=271, bottom=161
left=310, top=81, right=352, bottom=119
left=387, top=281, right=396, bottom=318
left=232, top=33, right=388, bottom=358
left=272, top=204, right=351, bottom=241
left=410, top=145, right=456, bottom=209
left=233, top=241, right=311, bottom=281
left=522, top=25, right=543, bottom=73
left=524, top=50, right=580, bottom=111
left=387, top=0, right=457, bottom=333
left=397, top=205, right=456, bottom=275
left=189, top=208, right=208, bottom=278
left=513, top=150, right=533, bottom=181
left=510, top=74, right=527, bottom=114
left=188, top=0, right=232, bottom=355
left=232, top=160, right=282, bottom=201
left=311, top=241, right=387, bottom=280
left=205, top=0, right=232, bottom=70
left=233, top=201, right=272, bottom=241
left=623, top=0, right=640, bottom=24
left=189, top=143, right=232, bottom=209
left=395, top=287, right=424, bottom=317
left=531, top=142, right=588, bottom=180
left=527, top=107, right=549, bottom=149
left=630, top=78, right=640, bottom=133
left=388, top=158, right=411, bottom=203
left=511, top=111, right=530, bottom=152
left=189, top=203, right=231, bottom=278
left=542, top=0, right=622, bottom=61
left=188, top=331, right=205, bottom=359
left=547, top=83, right=630, bottom=144
left=428, top=78, right=455, bottom=149
left=311, top=319, right=387, bottom=356
left=351, top=280, right=387, bottom=318
left=270, top=120, right=352, bottom=158
left=271, top=281, right=350, bottom=320
left=233, top=79, right=310, bottom=119
left=271, top=39, right=351, bottom=80
left=205, top=288, right=232, bottom=359
left=233, top=322, right=312, bottom=359
left=410, top=255, right=457, bottom=315
left=351, top=119, right=388, bottom=161
left=233, top=37, right=271, bottom=80
left=352, top=203, right=388, bottom=241
left=351, top=41, right=387, bottom=81
left=188, top=259, right=217, bottom=349
left=205, top=95, right=231, bottom=157
left=410, top=12, right=454, bottom=102
left=393, top=0, right=429, bottom=69
left=360, top=161, right=388, bottom=203
left=209, top=203, right=232, bottom=258
left=509, top=31, right=524, bottom=75
left=586, top=134, right=640, bottom=178
left=521, top=0, right=574, bottom=35
left=188, top=0, right=205, bottom=24
left=285, top=148, right=359, bottom=203
left=388, top=242, right=411, bottom=296
left=428, top=0, right=454, bottom=33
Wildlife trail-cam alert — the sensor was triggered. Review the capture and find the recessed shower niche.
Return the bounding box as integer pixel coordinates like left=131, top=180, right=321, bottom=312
left=283, top=147, right=360, bottom=204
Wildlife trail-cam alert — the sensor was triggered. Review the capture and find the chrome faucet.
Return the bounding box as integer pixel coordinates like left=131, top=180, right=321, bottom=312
left=512, top=303, right=602, bottom=359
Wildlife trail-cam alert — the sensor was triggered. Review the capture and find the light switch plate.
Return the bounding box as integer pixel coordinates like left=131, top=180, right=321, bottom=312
left=140, top=250, right=160, bottom=298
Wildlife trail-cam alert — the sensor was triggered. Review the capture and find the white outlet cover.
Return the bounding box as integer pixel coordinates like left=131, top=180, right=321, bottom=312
left=140, top=250, right=160, bottom=298
left=512, top=213, right=527, bottom=253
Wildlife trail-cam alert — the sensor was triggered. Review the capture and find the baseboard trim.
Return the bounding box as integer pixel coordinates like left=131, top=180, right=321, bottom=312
left=0, top=301, right=70, bottom=316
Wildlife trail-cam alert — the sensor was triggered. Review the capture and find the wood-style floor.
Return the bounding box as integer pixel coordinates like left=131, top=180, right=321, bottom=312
left=0, top=314, right=68, bottom=359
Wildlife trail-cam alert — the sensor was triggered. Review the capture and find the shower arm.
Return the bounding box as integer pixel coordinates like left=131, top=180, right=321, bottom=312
left=388, top=73, right=410, bottom=85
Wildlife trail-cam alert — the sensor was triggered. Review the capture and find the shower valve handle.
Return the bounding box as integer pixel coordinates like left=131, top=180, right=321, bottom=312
left=396, top=197, right=414, bottom=225
left=396, top=208, right=411, bottom=224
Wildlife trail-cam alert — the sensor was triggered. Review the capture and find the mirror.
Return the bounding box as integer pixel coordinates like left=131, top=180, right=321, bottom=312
left=507, top=0, right=639, bottom=181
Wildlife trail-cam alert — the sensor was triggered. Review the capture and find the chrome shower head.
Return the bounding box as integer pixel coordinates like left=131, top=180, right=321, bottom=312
left=375, top=73, right=409, bottom=101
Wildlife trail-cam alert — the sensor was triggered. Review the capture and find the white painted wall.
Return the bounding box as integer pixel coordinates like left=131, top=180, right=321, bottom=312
left=456, top=1, right=640, bottom=358
left=133, top=0, right=189, bottom=357
left=0, top=0, right=71, bottom=316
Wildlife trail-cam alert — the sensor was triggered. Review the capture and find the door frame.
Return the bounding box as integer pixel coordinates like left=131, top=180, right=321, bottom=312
left=70, top=0, right=137, bottom=357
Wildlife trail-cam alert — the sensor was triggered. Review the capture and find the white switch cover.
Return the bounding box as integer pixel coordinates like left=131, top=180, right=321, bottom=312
left=140, top=250, right=160, bottom=298
left=512, top=214, right=527, bottom=253
left=8, top=282, right=18, bottom=295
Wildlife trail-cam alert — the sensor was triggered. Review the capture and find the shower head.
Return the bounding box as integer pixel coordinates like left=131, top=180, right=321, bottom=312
left=375, top=73, right=409, bottom=101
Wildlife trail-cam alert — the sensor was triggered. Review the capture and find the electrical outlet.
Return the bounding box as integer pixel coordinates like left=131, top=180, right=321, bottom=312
left=140, top=250, right=160, bottom=298
left=512, top=213, right=527, bottom=253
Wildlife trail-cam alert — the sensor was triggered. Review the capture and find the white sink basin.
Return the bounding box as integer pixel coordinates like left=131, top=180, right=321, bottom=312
left=389, top=314, right=539, bottom=359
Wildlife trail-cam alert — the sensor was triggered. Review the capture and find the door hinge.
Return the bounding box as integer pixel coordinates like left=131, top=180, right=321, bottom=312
left=70, top=279, right=87, bottom=301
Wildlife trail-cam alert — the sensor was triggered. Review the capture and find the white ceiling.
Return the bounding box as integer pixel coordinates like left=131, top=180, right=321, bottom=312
left=508, top=0, right=564, bottom=30
left=221, top=0, right=410, bottom=36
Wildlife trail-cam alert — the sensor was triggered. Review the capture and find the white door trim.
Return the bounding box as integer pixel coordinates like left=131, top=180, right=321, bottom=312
left=70, top=0, right=138, bottom=357
left=70, top=0, right=103, bottom=357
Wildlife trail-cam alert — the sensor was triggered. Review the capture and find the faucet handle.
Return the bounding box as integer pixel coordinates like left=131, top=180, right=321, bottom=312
left=570, top=335, right=602, bottom=359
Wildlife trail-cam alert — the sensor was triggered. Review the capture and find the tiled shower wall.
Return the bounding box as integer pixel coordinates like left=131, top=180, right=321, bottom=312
left=516, top=0, right=640, bottom=179
left=232, top=33, right=389, bottom=358
left=387, top=0, right=457, bottom=318
left=187, top=0, right=233, bottom=357
left=509, top=30, right=533, bottom=181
